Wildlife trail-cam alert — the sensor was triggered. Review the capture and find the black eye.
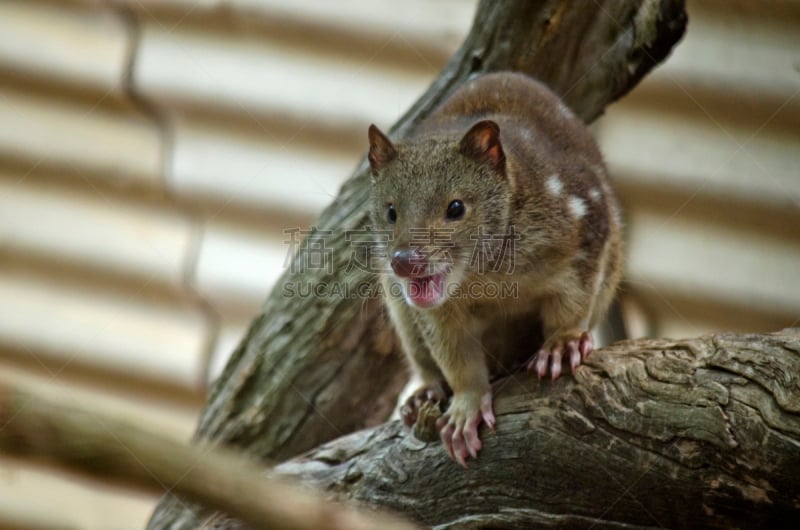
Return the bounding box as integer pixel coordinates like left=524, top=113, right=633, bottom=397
left=387, top=203, right=397, bottom=224
left=446, top=200, right=465, bottom=220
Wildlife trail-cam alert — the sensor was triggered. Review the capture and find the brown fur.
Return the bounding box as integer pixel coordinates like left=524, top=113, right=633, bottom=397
left=368, top=72, right=623, bottom=457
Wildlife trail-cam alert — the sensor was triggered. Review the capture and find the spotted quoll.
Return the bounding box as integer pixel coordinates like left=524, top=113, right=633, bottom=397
left=367, top=72, right=623, bottom=465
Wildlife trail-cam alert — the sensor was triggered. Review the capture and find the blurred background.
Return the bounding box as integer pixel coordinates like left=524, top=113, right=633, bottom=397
left=0, top=0, right=797, bottom=528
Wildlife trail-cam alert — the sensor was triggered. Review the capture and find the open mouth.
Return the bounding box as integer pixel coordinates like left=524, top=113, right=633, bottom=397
left=406, top=273, right=446, bottom=308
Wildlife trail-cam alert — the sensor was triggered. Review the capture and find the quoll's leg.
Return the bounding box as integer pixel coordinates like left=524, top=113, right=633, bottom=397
left=434, top=347, right=496, bottom=466
left=400, top=381, right=451, bottom=427
left=422, top=313, right=494, bottom=466
left=528, top=328, right=594, bottom=380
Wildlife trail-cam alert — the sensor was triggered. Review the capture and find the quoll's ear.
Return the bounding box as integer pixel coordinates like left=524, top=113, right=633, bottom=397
left=459, top=120, right=505, bottom=173
left=368, top=124, right=397, bottom=175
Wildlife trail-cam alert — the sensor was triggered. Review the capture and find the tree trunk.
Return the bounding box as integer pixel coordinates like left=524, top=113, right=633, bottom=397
left=148, top=0, right=688, bottom=527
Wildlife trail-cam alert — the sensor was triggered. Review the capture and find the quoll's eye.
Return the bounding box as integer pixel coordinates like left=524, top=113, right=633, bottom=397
left=446, top=199, right=466, bottom=220
left=387, top=203, right=397, bottom=224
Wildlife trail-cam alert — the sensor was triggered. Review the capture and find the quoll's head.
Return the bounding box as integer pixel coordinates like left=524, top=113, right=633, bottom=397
left=367, top=121, right=511, bottom=309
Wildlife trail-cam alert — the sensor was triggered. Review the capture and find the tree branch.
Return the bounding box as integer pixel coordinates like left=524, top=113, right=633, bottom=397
left=0, top=383, right=418, bottom=530
left=272, top=330, right=800, bottom=529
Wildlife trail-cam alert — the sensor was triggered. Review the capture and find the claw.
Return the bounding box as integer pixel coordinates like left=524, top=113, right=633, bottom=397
left=567, top=339, right=581, bottom=371
left=534, top=354, right=548, bottom=379
left=438, top=419, right=455, bottom=460
left=480, top=392, right=495, bottom=432
left=437, top=390, right=494, bottom=466
left=579, top=331, right=594, bottom=358
left=528, top=330, right=594, bottom=380
left=452, top=424, right=468, bottom=467
left=550, top=345, right=563, bottom=381
left=464, top=415, right=481, bottom=458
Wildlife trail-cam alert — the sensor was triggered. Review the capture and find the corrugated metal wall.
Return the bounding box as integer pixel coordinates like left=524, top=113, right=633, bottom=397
left=0, top=1, right=797, bottom=527
left=0, top=1, right=472, bottom=527
left=600, top=0, right=800, bottom=338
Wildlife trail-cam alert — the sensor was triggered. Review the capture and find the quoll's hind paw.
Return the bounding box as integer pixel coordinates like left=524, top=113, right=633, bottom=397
left=528, top=330, right=594, bottom=380
left=401, top=382, right=450, bottom=427
left=436, top=391, right=494, bottom=467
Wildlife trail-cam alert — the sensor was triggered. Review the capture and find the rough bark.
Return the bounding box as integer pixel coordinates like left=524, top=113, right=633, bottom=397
left=271, top=330, right=800, bottom=529
left=149, top=0, right=688, bottom=527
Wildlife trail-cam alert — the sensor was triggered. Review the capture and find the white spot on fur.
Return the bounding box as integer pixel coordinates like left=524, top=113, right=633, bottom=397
left=559, top=101, right=574, bottom=118
left=520, top=128, right=535, bottom=142
left=588, top=188, right=602, bottom=202
left=568, top=195, right=587, bottom=219
left=545, top=174, right=563, bottom=196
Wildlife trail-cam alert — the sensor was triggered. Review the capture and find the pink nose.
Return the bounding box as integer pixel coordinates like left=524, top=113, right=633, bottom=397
left=391, top=248, right=426, bottom=278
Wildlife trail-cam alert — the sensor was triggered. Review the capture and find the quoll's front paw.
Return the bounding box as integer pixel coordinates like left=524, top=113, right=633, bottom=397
left=436, top=390, right=495, bottom=467
left=528, top=329, right=594, bottom=380
left=400, top=381, right=450, bottom=427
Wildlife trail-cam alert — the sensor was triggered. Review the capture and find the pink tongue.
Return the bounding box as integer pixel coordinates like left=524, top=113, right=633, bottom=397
left=408, top=274, right=444, bottom=307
